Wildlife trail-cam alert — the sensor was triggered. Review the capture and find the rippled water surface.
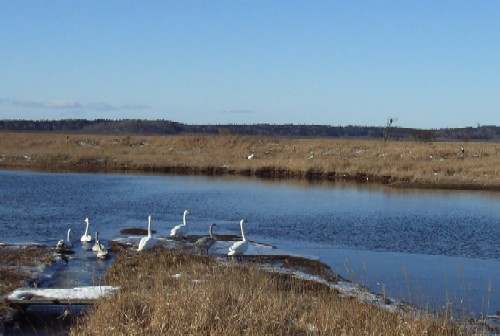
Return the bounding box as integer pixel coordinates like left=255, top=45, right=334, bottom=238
left=1, top=170, right=498, bottom=316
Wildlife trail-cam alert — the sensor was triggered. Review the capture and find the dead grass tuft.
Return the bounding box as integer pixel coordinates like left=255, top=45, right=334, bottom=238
left=70, top=249, right=468, bottom=335
left=0, top=245, right=53, bottom=268
left=0, top=245, right=54, bottom=316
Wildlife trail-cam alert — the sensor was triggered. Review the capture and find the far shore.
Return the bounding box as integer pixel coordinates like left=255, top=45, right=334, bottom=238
left=1, top=132, right=499, bottom=191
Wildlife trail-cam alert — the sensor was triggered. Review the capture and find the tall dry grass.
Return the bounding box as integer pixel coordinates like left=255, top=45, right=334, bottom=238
left=1, top=132, right=499, bottom=188
left=0, top=245, right=53, bottom=316
left=70, top=249, right=469, bottom=335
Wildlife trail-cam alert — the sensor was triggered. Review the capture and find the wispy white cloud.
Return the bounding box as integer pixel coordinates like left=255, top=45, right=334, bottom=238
left=46, top=100, right=83, bottom=109
left=120, top=104, right=151, bottom=110
left=0, top=98, right=151, bottom=111
left=5, top=98, right=81, bottom=109
left=87, top=102, right=119, bottom=111
left=87, top=102, right=151, bottom=111
left=221, top=109, right=254, bottom=114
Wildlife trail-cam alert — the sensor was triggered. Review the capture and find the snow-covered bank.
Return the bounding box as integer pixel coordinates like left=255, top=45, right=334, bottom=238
left=6, top=286, right=119, bottom=302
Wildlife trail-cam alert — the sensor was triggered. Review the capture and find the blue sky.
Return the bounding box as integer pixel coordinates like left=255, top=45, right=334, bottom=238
left=1, top=1, right=499, bottom=128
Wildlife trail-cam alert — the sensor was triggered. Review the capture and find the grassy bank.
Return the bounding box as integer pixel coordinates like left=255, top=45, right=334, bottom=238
left=70, top=248, right=468, bottom=335
left=0, top=132, right=499, bottom=190
left=0, top=245, right=53, bottom=317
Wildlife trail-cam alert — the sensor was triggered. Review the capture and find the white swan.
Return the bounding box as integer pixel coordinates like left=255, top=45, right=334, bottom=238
left=65, top=229, right=73, bottom=248
left=137, top=215, right=157, bottom=251
left=80, top=218, right=92, bottom=243
left=195, top=223, right=217, bottom=255
left=56, top=229, right=73, bottom=252
left=170, top=210, right=190, bottom=238
left=91, top=231, right=109, bottom=258
left=228, top=219, right=248, bottom=256
left=96, top=245, right=109, bottom=259
left=92, top=232, right=104, bottom=252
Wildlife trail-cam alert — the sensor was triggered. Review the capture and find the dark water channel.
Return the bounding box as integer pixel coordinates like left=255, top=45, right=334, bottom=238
left=1, top=170, right=498, bottom=322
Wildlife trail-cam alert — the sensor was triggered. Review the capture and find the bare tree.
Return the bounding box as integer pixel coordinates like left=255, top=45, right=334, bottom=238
left=383, top=117, right=398, bottom=141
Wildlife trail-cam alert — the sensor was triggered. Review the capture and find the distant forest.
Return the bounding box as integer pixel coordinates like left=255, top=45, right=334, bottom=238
left=0, top=119, right=499, bottom=141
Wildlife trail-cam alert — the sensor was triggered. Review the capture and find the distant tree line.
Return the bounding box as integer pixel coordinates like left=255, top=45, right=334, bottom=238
left=0, top=119, right=499, bottom=141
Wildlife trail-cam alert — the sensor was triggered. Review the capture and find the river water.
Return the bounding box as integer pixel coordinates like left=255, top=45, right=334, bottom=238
left=0, top=169, right=498, bottom=319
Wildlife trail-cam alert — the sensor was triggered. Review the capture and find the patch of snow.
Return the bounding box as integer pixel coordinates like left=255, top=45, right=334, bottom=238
left=255, top=264, right=403, bottom=314
left=7, top=286, right=119, bottom=301
left=207, top=240, right=306, bottom=257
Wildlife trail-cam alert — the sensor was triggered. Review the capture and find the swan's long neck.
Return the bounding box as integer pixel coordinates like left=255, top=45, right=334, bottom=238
left=209, top=224, right=214, bottom=238
left=95, top=232, right=99, bottom=243
left=84, top=219, right=89, bottom=235
left=240, top=220, right=246, bottom=241
left=183, top=212, right=188, bottom=226
left=147, top=216, right=152, bottom=237
left=67, top=229, right=71, bottom=241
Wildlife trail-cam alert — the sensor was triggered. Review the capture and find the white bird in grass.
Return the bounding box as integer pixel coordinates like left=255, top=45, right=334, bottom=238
left=137, top=215, right=157, bottom=252
left=80, top=218, right=92, bottom=243
left=170, top=210, right=190, bottom=238
left=228, top=219, right=248, bottom=257
left=195, top=223, right=217, bottom=255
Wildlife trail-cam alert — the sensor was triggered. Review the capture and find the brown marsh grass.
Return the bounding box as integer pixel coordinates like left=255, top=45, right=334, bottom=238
left=0, top=132, right=499, bottom=189
left=0, top=245, right=53, bottom=316
left=70, top=248, right=469, bottom=335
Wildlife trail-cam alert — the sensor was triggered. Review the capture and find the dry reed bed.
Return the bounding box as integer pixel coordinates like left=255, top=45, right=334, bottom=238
left=0, top=245, right=53, bottom=316
left=1, top=132, right=499, bottom=189
left=70, top=248, right=467, bottom=335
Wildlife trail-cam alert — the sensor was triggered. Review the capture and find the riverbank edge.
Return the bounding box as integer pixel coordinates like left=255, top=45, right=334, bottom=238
left=2, top=163, right=500, bottom=192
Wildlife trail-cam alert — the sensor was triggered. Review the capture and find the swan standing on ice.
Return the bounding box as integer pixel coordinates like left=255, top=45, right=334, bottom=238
left=137, top=215, right=157, bottom=251
left=170, top=210, right=190, bottom=238
left=80, top=218, right=92, bottom=243
left=228, top=219, right=248, bottom=256
left=195, top=223, right=217, bottom=255
left=56, top=229, right=73, bottom=251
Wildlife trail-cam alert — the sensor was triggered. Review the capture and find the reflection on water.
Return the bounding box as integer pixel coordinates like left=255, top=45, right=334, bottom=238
left=0, top=169, right=498, bottom=316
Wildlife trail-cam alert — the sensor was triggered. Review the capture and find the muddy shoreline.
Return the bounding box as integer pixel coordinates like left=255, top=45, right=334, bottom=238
left=2, top=162, right=500, bottom=192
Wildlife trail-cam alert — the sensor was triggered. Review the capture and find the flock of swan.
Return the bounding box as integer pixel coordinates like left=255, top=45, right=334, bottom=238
left=56, top=217, right=109, bottom=259
left=139, top=210, right=249, bottom=256
left=55, top=210, right=249, bottom=258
